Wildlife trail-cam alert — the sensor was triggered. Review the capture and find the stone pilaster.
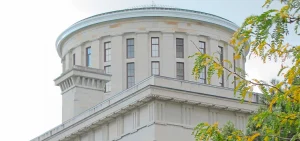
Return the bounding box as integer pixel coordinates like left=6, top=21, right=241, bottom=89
left=54, top=65, right=111, bottom=122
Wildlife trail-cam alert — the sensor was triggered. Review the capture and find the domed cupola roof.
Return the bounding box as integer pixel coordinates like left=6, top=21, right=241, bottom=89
left=56, top=4, right=238, bottom=57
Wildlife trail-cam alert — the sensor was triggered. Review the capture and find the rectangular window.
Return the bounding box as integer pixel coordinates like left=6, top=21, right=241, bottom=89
left=199, top=41, right=206, bottom=83
left=151, top=61, right=160, bottom=75
left=176, top=62, right=184, bottom=80
left=199, top=68, right=206, bottom=84
left=199, top=41, right=206, bottom=54
left=127, top=39, right=134, bottom=58
left=73, top=53, right=76, bottom=65
left=86, top=47, right=91, bottom=67
left=176, top=38, right=184, bottom=58
left=104, top=65, right=111, bottom=92
left=104, top=65, right=111, bottom=74
left=104, top=42, right=111, bottom=62
left=151, top=37, right=159, bottom=57
left=219, top=46, right=224, bottom=87
left=233, top=53, right=237, bottom=88
left=127, top=63, right=135, bottom=88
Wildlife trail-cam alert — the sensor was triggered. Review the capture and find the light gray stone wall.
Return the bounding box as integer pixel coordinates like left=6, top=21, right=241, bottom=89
left=59, top=18, right=245, bottom=97
left=61, top=100, right=250, bottom=141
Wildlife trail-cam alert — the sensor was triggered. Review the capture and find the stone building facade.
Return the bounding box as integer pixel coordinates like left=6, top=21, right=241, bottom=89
left=32, top=5, right=259, bottom=141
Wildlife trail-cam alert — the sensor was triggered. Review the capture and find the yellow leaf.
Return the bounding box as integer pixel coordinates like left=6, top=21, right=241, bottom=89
left=248, top=132, right=260, bottom=141
left=256, top=123, right=261, bottom=128
left=217, top=69, right=223, bottom=78
left=223, top=59, right=232, bottom=68
left=237, top=136, right=242, bottom=141
left=253, top=116, right=258, bottom=121
left=289, top=120, right=294, bottom=125
left=234, top=54, right=241, bottom=60
left=230, top=39, right=236, bottom=45
left=281, top=119, right=287, bottom=124
left=264, top=136, right=269, bottom=141
left=262, top=0, right=271, bottom=7
left=269, top=97, right=278, bottom=111
left=252, top=79, right=260, bottom=83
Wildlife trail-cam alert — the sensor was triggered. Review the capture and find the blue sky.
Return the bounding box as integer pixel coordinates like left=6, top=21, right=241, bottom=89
left=0, top=0, right=295, bottom=140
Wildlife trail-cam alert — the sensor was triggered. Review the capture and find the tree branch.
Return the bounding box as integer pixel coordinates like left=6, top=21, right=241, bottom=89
left=190, top=40, right=287, bottom=95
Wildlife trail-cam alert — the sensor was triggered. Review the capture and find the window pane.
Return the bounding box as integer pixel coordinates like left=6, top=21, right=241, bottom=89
left=176, top=38, right=183, bottom=45
left=127, top=39, right=134, bottom=46
left=152, top=38, right=158, bottom=44
left=104, top=66, right=111, bottom=74
left=88, top=56, right=91, bottom=66
left=176, top=63, right=184, bottom=80
left=108, top=54, right=111, bottom=62
left=104, top=42, right=111, bottom=62
left=105, top=81, right=111, bottom=92
left=152, top=50, right=158, bottom=57
left=152, top=62, right=159, bottom=75
left=176, top=50, right=183, bottom=58
left=199, top=42, right=205, bottom=53
left=128, top=51, right=133, bottom=58
left=176, top=38, right=184, bottom=58
left=199, top=67, right=206, bottom=84
left=128, top=77, right=135, bottom=88
left=151, top=38, right=159, bottom=57
left=73, top=54, right=76, bottom=65
left=127, top=39, right=134, bottom=58
left=200, top=48, right=204, bottom=54
left=86, top=47, right=91, bottom=67
left=152, top=45, right=158, bottom=50
left=105, top=42, right=111, bottom=49
left=127, top=63, right=135, bottom=88
left=127, top=46, right=134, bottom=58
left=105, top=48, right=111, bottom=62
left=218, top=46, right=224, bottom=86
left=87, top=47, right=91, bottom=54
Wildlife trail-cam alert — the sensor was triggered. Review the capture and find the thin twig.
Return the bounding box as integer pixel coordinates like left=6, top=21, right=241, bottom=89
left=190, top=40, right=286, bottom=94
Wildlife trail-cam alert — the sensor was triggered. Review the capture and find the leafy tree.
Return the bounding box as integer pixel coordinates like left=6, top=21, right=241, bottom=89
left=191, top=0, right=300, bottom=140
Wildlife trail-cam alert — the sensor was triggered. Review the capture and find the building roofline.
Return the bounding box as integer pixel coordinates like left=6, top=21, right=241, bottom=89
left=55, top=6, right=239, bottom=57
left=31, top=75, right=260, bottom=141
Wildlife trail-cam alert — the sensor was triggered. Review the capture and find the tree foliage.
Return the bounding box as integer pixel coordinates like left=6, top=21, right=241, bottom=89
left=192, top=0, right=300, bottom=140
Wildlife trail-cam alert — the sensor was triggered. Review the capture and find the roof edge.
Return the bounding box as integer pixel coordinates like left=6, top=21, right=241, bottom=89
left=56, top=7, right=239, bottom=57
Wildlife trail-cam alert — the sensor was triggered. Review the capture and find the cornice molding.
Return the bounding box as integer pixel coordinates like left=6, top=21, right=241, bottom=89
left=208, top=36, right=220, bottom=41
left=32, top=76, right=259, bottom=141
left=55, top=8, right=239, bottom=57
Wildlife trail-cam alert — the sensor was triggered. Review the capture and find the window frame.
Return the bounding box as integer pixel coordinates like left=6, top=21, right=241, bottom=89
left=199, top=41, right=206, bottom=54
left=199, top=67, right=206, bottom=84
left=176, top=62, right=184, bottom=80
left=104, top=42, right=111, bottom=62
left=233, top=53, right=237, bottom=88
left=151, top=61, right=160, bottom=76
left=86, top=47, right=91, bottom=67
left=199, top=41, right=206, bottom=83
left=151, top=37, right=159, bottom=57
left=104, top=65, right=112, bottom=92
left=176, top=38, right=184, bottom=58
left=127, top=38, right=134, bottom=59
left=218, top=46, right=224, bottom=87
left=73, top=53, right=76, bottom=66
left=127, top=62, right=135, bottom=88
left=104, top=65, right=111, bottom=74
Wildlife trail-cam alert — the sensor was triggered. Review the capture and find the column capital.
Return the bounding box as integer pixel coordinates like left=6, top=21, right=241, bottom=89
left=54, top=65, right=111, bottom=93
